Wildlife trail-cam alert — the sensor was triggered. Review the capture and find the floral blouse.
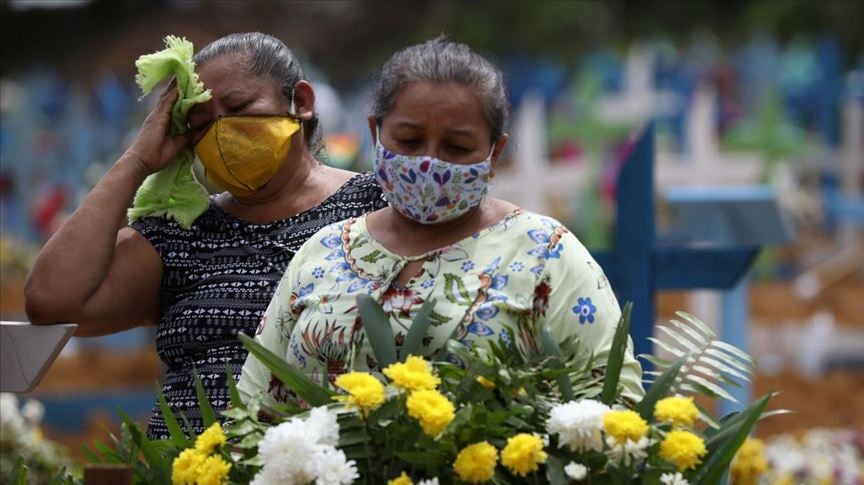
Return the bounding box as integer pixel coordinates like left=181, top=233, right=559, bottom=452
left=238, top=210, right=643, bottom=405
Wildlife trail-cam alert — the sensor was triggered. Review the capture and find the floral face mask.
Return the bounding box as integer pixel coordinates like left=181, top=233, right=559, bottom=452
left=374, top=139, right=494, bottom=224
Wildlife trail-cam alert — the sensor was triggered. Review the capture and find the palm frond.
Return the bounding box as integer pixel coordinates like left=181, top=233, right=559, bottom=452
left=647, top=311, right=754, bottom=402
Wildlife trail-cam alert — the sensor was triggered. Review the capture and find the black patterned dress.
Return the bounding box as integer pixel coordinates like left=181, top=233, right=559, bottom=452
left=130, top=172, right=386, bottom=439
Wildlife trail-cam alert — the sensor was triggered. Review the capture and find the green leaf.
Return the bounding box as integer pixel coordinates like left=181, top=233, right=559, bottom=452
left=402, top=298, right=436, bottom=358
left=117, top=409, right=170, bottom=484
left=356, top=294, right=398, bottom=367
left=545, top=455, right=568, bottom=485
left=81, top=444, right=102, bottom=464
left=635, top=355, right=685, bottom=420
left=539, top=324, right=574, bottom=401
left=395, top=450, right=448, bottom=467
left=694, top=393, right=772, bottom=484
left=192, top=368, right=217, bottom=427
left=239, top=332, right=335, bottom=406
left=156, top=381, right=191, bottom=449
left=601, top=302, right=632, bottom=404
left=10, top=458, right=28, bottom=485
left=226, top=363, right=245, bottom=410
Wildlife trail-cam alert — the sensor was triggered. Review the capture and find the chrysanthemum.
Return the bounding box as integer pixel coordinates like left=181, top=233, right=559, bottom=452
left=660, top=430, right=707, bottom=471
left=731, top=438, right=768, bottom=485
left=453, top=441, right=498, bottom=484
left=306, top=406, right=340, bottom=447
left=602, top=409, right=649, bottom=445
left=605, top=435, right=651, bottom=466
left=654, top=396, right=699, bottom=427
left=406, top=389, right=455, bottom=437
left=256, top=418, right=322, bottom=483
left=194, top=422, right=226, bottom=454
left=501, top=433, right=548, bottom=477
left=383, top=356, right=440, bottom=392
left=564, top=462, right=588, bottom=481
left=311, top=446, right=359, bottom=485
left=660, top=472, right=690, bottom=485
left=387, top=471, right=413, bottom=485
left=197, top=455, right=231, bottom=485
left=172, top=448, right=206, bottom=485
left=334, top=371, right=386, bottom=415
left=546, top=399, right=610, bottom=452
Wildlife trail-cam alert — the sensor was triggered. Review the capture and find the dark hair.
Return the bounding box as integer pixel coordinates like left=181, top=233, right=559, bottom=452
left=371, top=36, right=509, bottom=143
left=193, top=32, right=325, bottom=160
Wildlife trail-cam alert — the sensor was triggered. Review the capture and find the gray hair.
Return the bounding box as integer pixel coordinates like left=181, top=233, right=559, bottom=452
left=193, top=32, right=325, bottom=161
left=371, top=36, right=509, bottom=143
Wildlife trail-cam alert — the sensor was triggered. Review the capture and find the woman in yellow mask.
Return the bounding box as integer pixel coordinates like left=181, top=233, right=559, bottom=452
left=24, top=33, right=387, bottom=439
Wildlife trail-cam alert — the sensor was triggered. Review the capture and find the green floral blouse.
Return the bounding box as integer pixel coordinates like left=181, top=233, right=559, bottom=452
left=238, top=209, right=644, bottom=405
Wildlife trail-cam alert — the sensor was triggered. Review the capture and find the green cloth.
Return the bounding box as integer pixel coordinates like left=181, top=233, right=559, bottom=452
left=127, top=35, right=212, bottom=229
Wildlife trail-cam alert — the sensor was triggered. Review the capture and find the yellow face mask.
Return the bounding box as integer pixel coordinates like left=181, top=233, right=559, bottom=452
left=194, top=115, right=302, bottom=197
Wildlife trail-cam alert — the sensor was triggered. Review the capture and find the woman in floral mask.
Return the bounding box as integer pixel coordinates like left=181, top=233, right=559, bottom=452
left=25, top=33, right=386, bottom=439
left=239, top=37, right=643, bottom=405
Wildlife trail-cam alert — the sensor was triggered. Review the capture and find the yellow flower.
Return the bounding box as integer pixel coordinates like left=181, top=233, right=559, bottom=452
left=387, top=471, right=413, bottom=485
left=194, top=422, right=226, bottom=455
left=406, top=389, right=455, bottom=436
left=654, top=396, right=699, bottom=427
left=197, top=455, right=231, bottom=485
left=383, top=355, right=440, bottom=392
left=453, top=441, right=498, bottom=483
left=334, top=371, right=386, bottom=415
left=731, top=438, right=768, bottom=485
left=172, top=448, right=206, bottom=485
left=501, top=433, right=548, bottom=477
left=603, top=410, right=649, bottom=444
left=660, top=430, right=707, bottom=471
left=476, top=375, right=496, bottom=389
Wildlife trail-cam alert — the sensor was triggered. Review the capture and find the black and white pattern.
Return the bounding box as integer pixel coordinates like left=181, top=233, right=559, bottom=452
left=130, top=172, right=386, bottom=439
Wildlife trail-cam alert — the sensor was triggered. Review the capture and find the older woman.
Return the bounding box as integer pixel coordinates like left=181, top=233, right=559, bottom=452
left=24, top=32, right=386, bottom=438
left=239, top=38, right=643, bottom=406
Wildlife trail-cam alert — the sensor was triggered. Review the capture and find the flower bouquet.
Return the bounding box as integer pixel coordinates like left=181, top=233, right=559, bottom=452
left=82, top=298, right=777, bottom=484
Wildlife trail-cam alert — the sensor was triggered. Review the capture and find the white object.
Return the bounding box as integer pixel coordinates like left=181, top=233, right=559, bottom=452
left=0, top=321, right=77, bottom=393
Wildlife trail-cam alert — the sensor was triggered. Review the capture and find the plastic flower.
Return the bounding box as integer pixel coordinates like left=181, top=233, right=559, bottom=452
left=564, top=462, right=588, bottom=480
left=654, top=396, right=699, bottom=427
left=197, top=455, right=231, bottom=485
left=603, top=409, right=649, bottom=445
left=406, top=389, right=455, bottom=436
left=172, top=448, right=206, bottom=485
left=501, top=433, right=548, bottom=477
left=731, top=438, right=768, bottom=485
left=194, top=422, right=226, bottom=454
left=547, top=399, right=610, bottom=452
left=605, top=436, right=651, bottom=466
left=388, top=471, right=413, bottom=485
left=334, top=371, right=386, bottom=415
left=383, top=356, right=440, bottom=392
left=660, top=472, right=690, bottom=485
left=475, top=375, right=496, bottom=389
left=453, top=441, right=498, bottom=483
left=660, top=430, right=707, bottom=471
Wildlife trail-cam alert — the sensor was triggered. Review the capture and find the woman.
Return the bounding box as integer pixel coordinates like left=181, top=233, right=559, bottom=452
left=24, top=33, right=387, bottom=439
left=239, top=38, right=643, bottom=406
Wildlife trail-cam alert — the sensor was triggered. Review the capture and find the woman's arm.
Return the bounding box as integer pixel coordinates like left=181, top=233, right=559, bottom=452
left=24, top=87, right=188, bottom=336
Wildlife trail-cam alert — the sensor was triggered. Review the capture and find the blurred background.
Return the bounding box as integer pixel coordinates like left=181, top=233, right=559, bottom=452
left=1, top=0, right=862, bottom=481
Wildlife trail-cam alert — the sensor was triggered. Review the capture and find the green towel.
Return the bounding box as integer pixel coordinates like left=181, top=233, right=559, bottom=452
left=127, top=35, right=213, bottom=229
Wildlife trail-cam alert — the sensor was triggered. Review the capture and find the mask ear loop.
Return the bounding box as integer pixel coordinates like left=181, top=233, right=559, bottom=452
left=287, top=88, right=302, bottom=122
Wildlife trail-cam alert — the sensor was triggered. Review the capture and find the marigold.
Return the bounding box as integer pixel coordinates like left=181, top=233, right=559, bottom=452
left=197, top=455, right=231, bottom=485
left=334, top=371, right=386, bottom=415
left=660, top=430, right=707, bottom=471
left=172, top=448, right=206, bottom=485
left=388, top=471, right=413, bottom=485
left=501, top=433, right=548, bottom=477
left=654, top=396, right=699, bottom=427
left=731, top=438, right=768, bottom=485
left=476, top=375, right=496, bottom=389
left=603, top=409, right=649, bottom=444
left=406, top=389, right=455, bottom=436
left=384, top=356, right=440, bottom=392
left=453, top=441, right=498, bottom=483
left=194, top=422, right=227, bottom=454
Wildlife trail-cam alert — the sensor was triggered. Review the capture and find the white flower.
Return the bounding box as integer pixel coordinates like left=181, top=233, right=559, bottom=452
left=417, top=479, right=440, bottom=485
left=605, top=436, right=650, bottom=467
left=546, top=399, right=610, bottom=452
left=257, top=418, right=322, bottom=483
left=660, top=472, right=689, bottom=485
left=0, top=393, right=25, bottom=436
left=306, top=406, right=340, bottom=447
left=21, top=399, right=44, bottom=424
left=250, top=467, right=287, bottom=485
left=564, top=462, right=588, bottom=481
left=312, top=446, right=358, bottom=485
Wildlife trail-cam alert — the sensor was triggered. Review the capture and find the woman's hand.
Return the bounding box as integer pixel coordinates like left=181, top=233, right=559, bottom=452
left=123, top=84, right=191, bottom=175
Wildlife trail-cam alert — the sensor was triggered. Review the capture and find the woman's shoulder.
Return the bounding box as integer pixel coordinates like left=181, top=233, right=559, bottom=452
left=330, top=170, right=385, bottom=202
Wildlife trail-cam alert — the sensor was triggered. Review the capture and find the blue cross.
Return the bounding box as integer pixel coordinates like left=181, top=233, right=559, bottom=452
left=592, top=123, right=760, bottom=361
